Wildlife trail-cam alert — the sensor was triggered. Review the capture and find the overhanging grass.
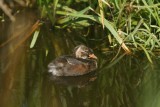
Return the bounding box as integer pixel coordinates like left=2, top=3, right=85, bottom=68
left=36, top=0, right=160, bottom=62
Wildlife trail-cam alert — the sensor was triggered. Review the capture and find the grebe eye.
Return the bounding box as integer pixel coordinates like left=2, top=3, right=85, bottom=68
left=81, top=51, right=87, bottom=54
left=81, top=51, right=89, bottom=56
left=84, top=49, right=89, bottom=53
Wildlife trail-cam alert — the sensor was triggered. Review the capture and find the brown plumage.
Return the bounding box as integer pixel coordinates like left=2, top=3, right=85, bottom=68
left=48, top=45, right=98, bottom=76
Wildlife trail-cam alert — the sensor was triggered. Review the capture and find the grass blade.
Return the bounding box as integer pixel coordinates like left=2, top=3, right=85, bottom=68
left=98, top=0, right=104, bottom=28
left=137, top=43, right=153, bottom=63
left=30, top=30, right=40, bottom=48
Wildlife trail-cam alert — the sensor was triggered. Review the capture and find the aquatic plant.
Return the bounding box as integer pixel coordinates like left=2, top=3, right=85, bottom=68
left=36, top=0, right=160, bottom=62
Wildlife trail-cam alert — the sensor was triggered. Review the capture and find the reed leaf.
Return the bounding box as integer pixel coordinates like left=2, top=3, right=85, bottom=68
left=30, top=30, right=40, bottom=48
left=98, top=0, right=104, bottom=28
left=56, top=8, right=131, bottom=53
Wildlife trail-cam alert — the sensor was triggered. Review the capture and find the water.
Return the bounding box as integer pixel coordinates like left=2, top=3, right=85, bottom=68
left=0, top=10, right=160, bottom=107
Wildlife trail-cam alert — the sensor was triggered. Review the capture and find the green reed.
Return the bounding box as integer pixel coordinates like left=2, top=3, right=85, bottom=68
left=36, top=0, right=160, bottom=62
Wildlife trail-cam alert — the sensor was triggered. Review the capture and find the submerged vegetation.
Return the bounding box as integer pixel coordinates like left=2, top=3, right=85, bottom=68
left=0, top=0, right=160, bottom=62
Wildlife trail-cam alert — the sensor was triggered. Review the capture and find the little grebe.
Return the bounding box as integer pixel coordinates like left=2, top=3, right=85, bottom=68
left=48, top=45, right=98, bottom=76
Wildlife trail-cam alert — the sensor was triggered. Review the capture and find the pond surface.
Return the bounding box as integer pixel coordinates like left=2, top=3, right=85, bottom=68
left=0, top=10, right=160, bottom=107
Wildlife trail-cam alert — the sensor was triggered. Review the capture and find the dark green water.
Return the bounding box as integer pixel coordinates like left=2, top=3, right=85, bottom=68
left=0, top=10, right=160, bottom=107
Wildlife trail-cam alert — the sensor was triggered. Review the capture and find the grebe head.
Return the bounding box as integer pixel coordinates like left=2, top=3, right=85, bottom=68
left=73, top=45, right=97, bottom=60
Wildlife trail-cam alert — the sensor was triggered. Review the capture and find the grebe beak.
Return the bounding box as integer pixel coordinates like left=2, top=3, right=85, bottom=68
left=89, top=54, right=97, bottom=59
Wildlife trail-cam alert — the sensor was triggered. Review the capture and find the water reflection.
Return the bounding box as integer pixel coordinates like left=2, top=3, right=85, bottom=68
left=0, top=10, right=160, bottom=107
left=48, top=72, right=97, bottom=87
left=0, top=9, right=37, bottom=107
